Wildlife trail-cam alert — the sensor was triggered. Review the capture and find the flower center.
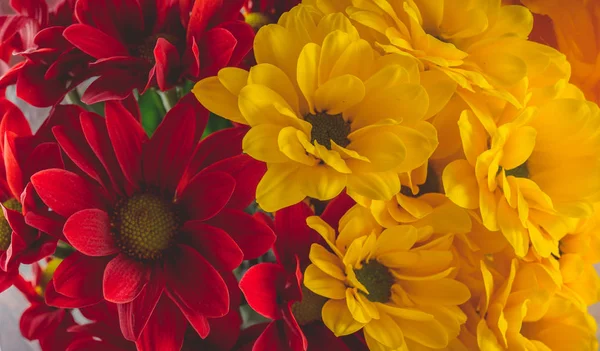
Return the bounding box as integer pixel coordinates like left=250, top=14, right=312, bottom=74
left=0, top=199, right=21, bottom=251
left=111, top=192, right=180, bottom=261
left=354, top=260, right=395, bottom=303
left=132, top=34, right=179, bottom=64
left=505, top=161, right=529, bottom=178
left=304, top=112, right=351, bottom=150
left=291, top=285, right=327, bottom=325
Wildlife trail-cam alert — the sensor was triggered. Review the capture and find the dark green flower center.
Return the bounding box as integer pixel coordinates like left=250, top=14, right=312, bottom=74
left=0, top=199, right=21, bottom=251
left=505, top=161, right=529, bottom=178
left=111, top=193, right=180, bottom=261
left=305, top=112, right=351, bottom=150
left=354, top=260, right=395, bottom=303
left=291, top=284, right=328, bottom=325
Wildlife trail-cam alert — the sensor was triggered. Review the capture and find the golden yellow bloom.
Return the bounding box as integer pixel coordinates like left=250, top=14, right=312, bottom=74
left=463, top=258, right=597, bottom=350
left=304, top=0, right=571, bottom=107
left=194, top=5, right=438, bottom=212
left=520, top=0, right=600, bottom=103
left=559, top=204, right=600, bottom=305
left=303, top=205, right=470, bottom=350
left=443, top=96, right=600, bottom=258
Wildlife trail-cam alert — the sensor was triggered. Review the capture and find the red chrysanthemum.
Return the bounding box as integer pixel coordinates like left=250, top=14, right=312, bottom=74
left=16, top=259, right=77, bottom=351
left=28, top=97, right=273, bottom=350
left=0, top=98, right=61, bottom=292
left=238, top=195, right=360, bottom=351
left=242, top=0, right=299, bottom=19
left=60, top=0, right=254, bottom=104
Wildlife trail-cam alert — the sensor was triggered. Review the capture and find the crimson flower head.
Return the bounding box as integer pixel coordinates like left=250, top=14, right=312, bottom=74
left=0, top=98, right=62, bottom=293
left=61, top=0, right=254, bottom=104
left=29, top=96, right=274, bottom=350
left=239, top=195, right=360, bottom=351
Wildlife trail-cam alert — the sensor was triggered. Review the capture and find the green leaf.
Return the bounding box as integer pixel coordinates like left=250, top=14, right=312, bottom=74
left=202, top=113, right=233, bottom=139
left=139, top=89, right=166, bottom=137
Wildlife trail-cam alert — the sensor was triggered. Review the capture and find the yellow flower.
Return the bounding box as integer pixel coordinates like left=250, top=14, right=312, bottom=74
left=194, top=5, right=438, bottom=211
left=466, top=259, right=597, bottom=351
left=559, top=204, right=600, bottom=305
left=443, top=96, right=600, bottom=258
left=303, top=205, right=470, bottom=350
left=520, top=0, right=600, bottom=103
left=304, top=0, right=571, bottom=107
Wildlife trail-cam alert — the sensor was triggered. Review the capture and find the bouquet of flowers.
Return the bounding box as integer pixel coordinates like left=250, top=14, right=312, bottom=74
left=0, top=0, right=599, bottom=350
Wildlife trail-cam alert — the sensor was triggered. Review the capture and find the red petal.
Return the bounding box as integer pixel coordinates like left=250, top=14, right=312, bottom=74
left=52, top=252, right=108, bottom=300
left=154, top=38, right=180, bottom=91
left=239, top=263, right=288, bottom=319
left=253, top=321, right=289, bottom=351
left=187, top=0, right=222, bottom=42
left=121, top=94, right=141, bottom=122
left=209, top=209, right=275, bottom=260
left=273, top=202, right=318, bottom=269
left=63, top=24, right=129, bottom=59
left=45, top=279, right=100, bottom=308
left=118, top=269, right=164, bottom=341
left=202, top=154, right=266, bottom=210
left=0, top=99, right=32, bottom=139
left=135, top=295, right=187, bottom=351
left=25, top=142, right=65, bottom=178
left=178, top=171, right=235, bottom=221
left=19, top=304, right=64, bottom=340
left=321, top=192, right=355, bottom=228
left=3, top=132, right=25, bottom=199
left=63, top=209, right=117, bottom=256
left=31, top=169, right=107, bottom=217
left=218, top=20, right=255, bottom=67
left=199, top=28, right=236, bottom=78
left=81, top=71, right=137, bottom=104
left=16, top=62, right=69, bottom=107
left=105, top=101, right=147, bottom=188
left=0, top=269, right=16, bottom=293
left=103, top=254, right=150, bottom=304
left=142, top=95, right=197, bottom=191
left=181, top=221, right=243, bottom=271
left=53, top=125, right=110, bottom=188
left=10, top=0, right=48, bottom=24
left=80, top=111, right=128, bottom=195
left=74, top=0, right=143, bottom=41
left=166, top=244, right=228, bottom=318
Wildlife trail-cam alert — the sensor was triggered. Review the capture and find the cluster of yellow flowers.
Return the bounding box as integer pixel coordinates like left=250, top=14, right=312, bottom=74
left=195, top=0, right=600, bottom=350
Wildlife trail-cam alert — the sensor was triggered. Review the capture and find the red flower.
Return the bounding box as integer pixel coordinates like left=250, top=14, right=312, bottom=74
left=0, top=99, right=60, bottom=276
left=243, top=0, right=299, bottom=20
left=17, top=260, right=77, bottom=351
left=0, top=0, right=75, bottom=66
left=60, top=0, right=254, bottom=104
left=29, top=96, right=273, bottom=350
left=238, top=195, right=360, bottom=351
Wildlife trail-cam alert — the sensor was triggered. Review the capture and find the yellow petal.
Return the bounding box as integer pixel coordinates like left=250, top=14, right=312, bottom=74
left=314, top=74, right=365, bottom=114
left=322, top=299, right=365, bottom=336
left=477, top=320, right=503, bottom=351
left=256, top=163, right=305, bottom=212
left=442, top=160, right=479, bottom=209
left=497, top=197, right=529, bottom=257
left=346, top=171, right=400, bottom=201
left=314, top=142, right=352, bottom=173
left=242, top=125, right=289, bottom=163
left=306, top=216, right=343, bottom=257
left=364, top=312, right=406, bottom=348
left=394, top=316, right=449, bottom=349
left=297, top=43, right=321, bottom=114
left=193, top=76, right=247, bottom=124
left=319, top=30, right=354, bottom=85
left=309, top=243, right=346, bottom=280
left=457, top=110, right=488, bottom=166
left=238, top=84, right=301, bottom=127
left=346, top=289, right=372, bottom=324
left=254, top=24, right=300, bottom=79
left=304, top=264, right=347, bottom=299
left=420, top=70, right=457, bottom=119
left=346, top=129, right=406, bottom=172
left=278, top=126, right=319, bottom=166
left=501, top=126, right=536, bottom=170
left=297, top=165, right=347, bottom=201
left=329, top=39, right=374, bottom=81
left=392, top=122, right=438, bottom=174
left=374, top=225, right=418, bottom=256
left=316, top=12, right=360, bottom=41
left=248, top=64, right=300, bottom=114
left=402, top=279, right=471, bottom=306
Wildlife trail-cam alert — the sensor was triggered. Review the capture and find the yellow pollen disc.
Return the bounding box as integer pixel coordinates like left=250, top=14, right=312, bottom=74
left=112, top=193, right=179, bottom=261
left=0, top=198, right=21, bottom=252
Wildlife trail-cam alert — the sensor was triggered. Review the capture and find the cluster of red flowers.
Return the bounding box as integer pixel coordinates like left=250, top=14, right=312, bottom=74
left=0, top=0, right=370, bottom=350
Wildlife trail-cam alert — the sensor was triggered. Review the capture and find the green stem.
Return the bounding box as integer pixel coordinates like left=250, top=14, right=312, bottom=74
left=53, top=242, right=75, bottom=259
left=158, top=88, right=179, bottom=111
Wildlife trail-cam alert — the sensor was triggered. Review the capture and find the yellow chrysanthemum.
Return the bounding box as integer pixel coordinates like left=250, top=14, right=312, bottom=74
left=520, top=0, right=600, bottom=103
left=303, top=0, right=571, bottom=107
left=193, top=5, right=438, bottom=212
left=443, top=96, right=600, bottom=258
left=303, top=205, right=470, bottom=350
left=461, top=258, right=597, bottom=351
left=559, top=204, right=600, bottom=305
